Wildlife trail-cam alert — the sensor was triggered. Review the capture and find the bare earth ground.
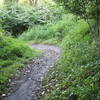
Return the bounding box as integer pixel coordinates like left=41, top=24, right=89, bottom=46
left=2, top=44, right=60, bottom=100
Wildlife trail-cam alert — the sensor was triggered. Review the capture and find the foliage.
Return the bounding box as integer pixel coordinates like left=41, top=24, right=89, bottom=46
left=0, top=4, right=62, bottom=36
left=19, top=14, right=75, bottom=43
left=41, top=18, right=99, bottom=100
left=4, top=0, right=18, bottom=4
left=54, top=0, right=100, bottom=43
left=0, top=37, right=34, bottom=60
left=0, top=4, right=30, bottom=36
left=0, top=36, right=40, bottom=93
left=0, top=1, right=99, bottom=99
left=0, top=25, right=4, bottom=36
left=55, top=0, right=97, bottom=17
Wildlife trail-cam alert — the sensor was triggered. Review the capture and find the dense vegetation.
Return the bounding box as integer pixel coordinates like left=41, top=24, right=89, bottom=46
left=0, top=36, right=40, bottom=94
left=0, top=0, right=100, bottom=100
left=0, top=4, right=62, bottom=36
left=19, top=5, right=99, bottom=99
left=42, top=17, right=99, bottom=100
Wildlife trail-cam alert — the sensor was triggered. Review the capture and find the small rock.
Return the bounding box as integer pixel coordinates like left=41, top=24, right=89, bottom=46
left=2, top=94, right=6, bottom=97
left=9, top=79, right=11, bottom=82
left=26, top=70, right=30, bottom=73
left=41, top=91, right=45, bottom=95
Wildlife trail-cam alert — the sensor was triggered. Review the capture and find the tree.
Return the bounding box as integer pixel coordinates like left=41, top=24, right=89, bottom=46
left=54, top=0, right=100, bottom=45
left=29, top=0, right=38, bottom=6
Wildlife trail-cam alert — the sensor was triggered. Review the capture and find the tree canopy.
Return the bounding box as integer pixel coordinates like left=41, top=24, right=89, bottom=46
left=54, top=0, right=100, bottom=37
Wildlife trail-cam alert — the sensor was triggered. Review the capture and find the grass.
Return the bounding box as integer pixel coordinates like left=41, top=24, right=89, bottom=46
left=0, top=36, right=41, bottom=94
left=27, top=38, right=60, bottom=45
left=39, top=17, right=100, bottom=100
left=19, top=14, right=75, bottom=45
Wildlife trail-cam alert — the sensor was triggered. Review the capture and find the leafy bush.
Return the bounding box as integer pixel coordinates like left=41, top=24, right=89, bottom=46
left=0, top=4, right=62, bottom=36
left=0, top=36, right=40, bottom=93
left=0, top=36, right=34, bottom=60
left=0, top=5, right=34, bottom=36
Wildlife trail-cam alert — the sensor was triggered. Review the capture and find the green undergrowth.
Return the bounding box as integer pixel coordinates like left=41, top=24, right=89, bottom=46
left=0, top=4, right=62, bottom=36
left=0, top=36, right=41, bottom=94
left=1, top=2, right=99, bottom=100
left=4, top=12, right=99, bottom=99
left=41, top=19, right=100, bottom=100
left=19, top=14, right=76, bottom=45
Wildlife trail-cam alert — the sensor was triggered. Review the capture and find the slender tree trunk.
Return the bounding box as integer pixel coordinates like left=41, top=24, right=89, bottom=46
left=29, top=0, right=33, bottom=6
left=96, top=0, right=100, bottom=36
left=16, top=0, right=19, bottom=3
left=29, top=0, right=38, bottom=7
left=96, top=0, right=100, bottom=52
left=34, top=0, right=38, bottom=7
left=77, top=0, right=96, bottom=37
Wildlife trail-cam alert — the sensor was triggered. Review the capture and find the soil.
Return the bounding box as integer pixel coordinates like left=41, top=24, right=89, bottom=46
left=2, top=44, right=60, bottom=100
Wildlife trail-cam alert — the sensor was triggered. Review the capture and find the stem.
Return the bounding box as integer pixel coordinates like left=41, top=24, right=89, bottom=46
left=96, top=0, right=100, bottom=36
left=78, top=0, right=97, bottom=40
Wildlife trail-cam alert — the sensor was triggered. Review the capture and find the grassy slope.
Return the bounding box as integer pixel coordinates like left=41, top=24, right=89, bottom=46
left=43, top=20, right=100, bottom=100
left=0, top=36, right=41, bottom=94
left=40, top=16, right=99, bottom=100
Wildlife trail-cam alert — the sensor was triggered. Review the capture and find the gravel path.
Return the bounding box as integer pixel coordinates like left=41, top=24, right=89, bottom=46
left=3, top=44, right=60, bottom=100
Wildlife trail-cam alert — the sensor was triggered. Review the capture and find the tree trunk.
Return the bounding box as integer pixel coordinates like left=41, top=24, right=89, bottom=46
left=16, top=0, right=19, bottom=3
left=34, top=0, right=38, bottom=7
left=29, top=0, right=33, bottom=6
left=96, top=0, right=100, bottom=36
left=29, top=0, right=38, bottom=7
left=96, top=0, right=100, bottom=53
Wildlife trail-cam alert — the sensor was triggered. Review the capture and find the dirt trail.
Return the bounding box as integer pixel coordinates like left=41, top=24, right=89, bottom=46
left=3, top=44, right=60, bottom=100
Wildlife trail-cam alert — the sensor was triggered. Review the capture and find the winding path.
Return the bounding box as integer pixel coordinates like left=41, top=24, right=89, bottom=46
left=4, top=44, right=60, bottom=100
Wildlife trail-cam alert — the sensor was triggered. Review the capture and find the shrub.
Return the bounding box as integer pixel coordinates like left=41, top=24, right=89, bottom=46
left=0, top=4, right=62, bottom=36
left=0, top=36, right=34, bottom=61
left=0, top=36, right=40, bottom=93
left=0, top=5, right=34, bottom=36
